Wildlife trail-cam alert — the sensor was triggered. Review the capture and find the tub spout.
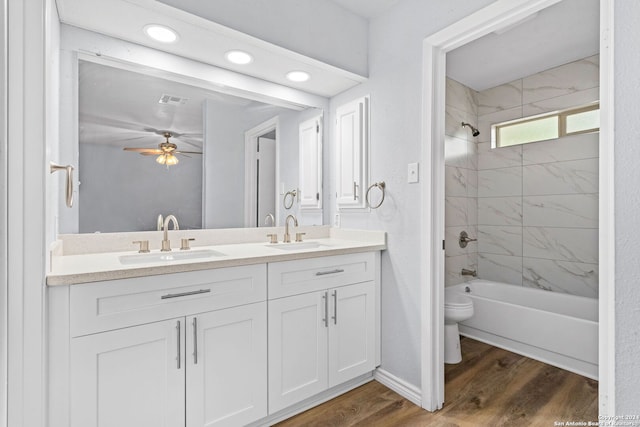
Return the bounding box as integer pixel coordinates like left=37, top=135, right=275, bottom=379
left=461, top=268, right=477, bottom=277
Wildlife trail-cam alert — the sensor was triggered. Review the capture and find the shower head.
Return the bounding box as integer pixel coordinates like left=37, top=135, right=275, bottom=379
left=461, top=122, right=480, bottom=137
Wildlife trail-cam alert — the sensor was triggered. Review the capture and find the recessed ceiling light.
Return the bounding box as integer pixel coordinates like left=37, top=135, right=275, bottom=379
left=225, top=50, right=253, bottom=65
left=286, top=71, right=311, bottom=82
left=144, top=24, right=178, bottom=43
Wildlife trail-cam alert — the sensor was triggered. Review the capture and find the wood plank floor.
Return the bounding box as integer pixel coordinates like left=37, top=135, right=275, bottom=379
left=275, top=338, right=598, bottom=426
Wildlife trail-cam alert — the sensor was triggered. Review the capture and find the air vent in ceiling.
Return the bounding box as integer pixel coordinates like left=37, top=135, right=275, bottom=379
left=158, top=94, right=189, bottom=105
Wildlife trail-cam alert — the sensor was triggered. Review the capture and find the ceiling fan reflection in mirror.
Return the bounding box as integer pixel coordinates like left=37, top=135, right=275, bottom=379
left=123, top=132, right=202, bottom=166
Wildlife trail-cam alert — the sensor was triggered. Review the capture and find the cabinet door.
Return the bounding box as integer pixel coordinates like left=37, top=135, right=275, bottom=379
left=336, top=96, right=368, bottom=208
left=268, top=291, right=328, bottom=413
left=299, top=115, right=323, bottom=210
left=186, top=303, right=267, bottom=427
left=70, top=318, right=185, bottom=427
left=328, top=281, right=376, bottom=387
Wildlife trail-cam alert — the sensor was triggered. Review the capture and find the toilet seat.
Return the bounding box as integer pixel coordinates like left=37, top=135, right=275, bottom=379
left=445, top=289, right=472, bottom=309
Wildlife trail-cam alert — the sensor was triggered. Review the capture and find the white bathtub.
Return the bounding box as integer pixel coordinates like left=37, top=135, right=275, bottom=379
left=449, top=279, right=598, bottom=379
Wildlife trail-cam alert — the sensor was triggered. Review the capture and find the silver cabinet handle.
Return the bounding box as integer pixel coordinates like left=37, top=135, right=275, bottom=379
left=315, top=269, right=345, bottom=276
left=161, top=289, right=211, bottom=299
left=176, top=320, right=181, bottom=370
left=322, top=292, right=328, bottom=328
left=332, top=290, right=338, bottom=325
left=193, top=317, right=198, bottom=365
left=353, top=181, right=358, bottom=200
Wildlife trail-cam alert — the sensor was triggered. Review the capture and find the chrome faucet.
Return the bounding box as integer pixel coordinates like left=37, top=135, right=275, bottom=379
left=461, top=268, right=477, bottom=277
left=264, top=213, right=275, bottom=227
left=161, top=215, right=180, bottom=251
left=283, top=214, right=298, bottom=243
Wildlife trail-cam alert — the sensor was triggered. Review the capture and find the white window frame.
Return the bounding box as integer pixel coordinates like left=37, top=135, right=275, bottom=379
left=493, top=102, right=600, bottom=148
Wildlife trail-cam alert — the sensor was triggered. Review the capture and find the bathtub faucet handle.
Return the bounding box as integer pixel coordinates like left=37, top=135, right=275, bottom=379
left=459, top=231, right=477, bottom=248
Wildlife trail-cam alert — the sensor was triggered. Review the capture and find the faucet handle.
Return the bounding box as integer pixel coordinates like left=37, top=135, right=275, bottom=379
left=295, top=232, right=306, bottom=242
left=133, top=240, right=150, bottom=253
left=180, top=238, right=195, bottom=250
left=266, top=234, right=278, bottom=244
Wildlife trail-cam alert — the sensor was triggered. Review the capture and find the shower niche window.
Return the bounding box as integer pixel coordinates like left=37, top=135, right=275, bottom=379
left=493, top=103, right=600, bottom=148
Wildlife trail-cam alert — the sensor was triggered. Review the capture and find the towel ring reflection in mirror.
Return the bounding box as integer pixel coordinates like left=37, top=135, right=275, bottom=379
left=50, top=162, right=75, bottom=208
left=283, top=189, right=297, bottom=209
left=365, top=181, right=386, bottom=209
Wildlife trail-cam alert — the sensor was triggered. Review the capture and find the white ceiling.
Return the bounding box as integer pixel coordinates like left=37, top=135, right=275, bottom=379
left=56, top=0, right=366, bottom=98
left=58, top=0, right=600, bottom=98
left=447, top=0, right=600, bottom=91
left=79, top=60, right=282, bottom=149
left=329, top=0, right=401, bottom=19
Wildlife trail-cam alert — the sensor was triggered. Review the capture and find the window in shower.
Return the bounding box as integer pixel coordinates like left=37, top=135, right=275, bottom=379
left=493, top=103, right=600, bottom=148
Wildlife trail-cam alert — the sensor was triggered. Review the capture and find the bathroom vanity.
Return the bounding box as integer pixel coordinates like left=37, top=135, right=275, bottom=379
left=47, top=227, right=385, bottom=427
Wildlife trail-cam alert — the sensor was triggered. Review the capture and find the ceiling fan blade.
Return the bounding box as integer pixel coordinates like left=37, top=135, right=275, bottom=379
left=139, top=152, right=162, bottom=156
left=124, top=147, right=162, bottom=154
left=174, top=150, right=203, bottom=155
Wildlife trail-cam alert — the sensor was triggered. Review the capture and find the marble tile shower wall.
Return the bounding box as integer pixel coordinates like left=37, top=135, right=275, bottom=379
left=445, top=78, right=479, bottom=286
left=475, top=55, right=600, bottom=298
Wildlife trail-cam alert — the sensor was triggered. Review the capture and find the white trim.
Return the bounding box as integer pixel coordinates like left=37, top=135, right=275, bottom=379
left=374, top=369, right=422, bottom=407
left=247, top=374, right=374, bottom=426
left=0, top=0, right=7, bottom=424
left=420, top=0, right=574, bottom=412
left=67, top=27, right=326, bottom=111
left=244, top=117, right=280, bottom=227
left=598, top=0, right=615, bottom=415
left=7, top=0, right=49, bottom=425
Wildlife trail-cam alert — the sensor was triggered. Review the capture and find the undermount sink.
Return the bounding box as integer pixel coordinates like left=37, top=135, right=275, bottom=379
left=266, top=241, right=327, bottom=251
left=119, top=249, right=226, bottom=265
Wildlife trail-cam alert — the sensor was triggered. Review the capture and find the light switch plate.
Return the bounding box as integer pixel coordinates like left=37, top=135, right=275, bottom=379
left=408, top=162, right=419, bottom=183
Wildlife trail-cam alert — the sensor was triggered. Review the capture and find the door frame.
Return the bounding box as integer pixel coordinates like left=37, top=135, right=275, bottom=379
left=419, top=0, right=615, bottom=412
left=244, top=117, right=280, bottom=227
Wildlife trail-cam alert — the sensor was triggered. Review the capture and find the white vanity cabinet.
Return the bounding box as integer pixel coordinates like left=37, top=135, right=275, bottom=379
left=49, top=249, right=381, bottom=427
left=65, top=264, right=268, bottom=427
left=267, top=252, right=378, bottom=413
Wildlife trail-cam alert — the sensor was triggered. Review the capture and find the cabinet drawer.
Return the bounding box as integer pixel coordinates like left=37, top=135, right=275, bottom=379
left=268, top=252, right=375, bottom=299
left=70, top=264, right=266, bottom=337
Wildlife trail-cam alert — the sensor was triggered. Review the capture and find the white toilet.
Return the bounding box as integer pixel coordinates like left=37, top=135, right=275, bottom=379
left=444, top=287, right=474, bottom=364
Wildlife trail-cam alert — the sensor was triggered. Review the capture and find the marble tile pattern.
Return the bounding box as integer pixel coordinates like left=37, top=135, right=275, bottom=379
left=445, top=78, right=479, bottom=286
left=522, top=55, right=599, bottom=105
left=446, top=55, right=600, bottom=296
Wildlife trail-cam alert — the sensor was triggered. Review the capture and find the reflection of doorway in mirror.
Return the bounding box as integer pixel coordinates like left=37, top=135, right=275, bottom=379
left=244, top=117, right=279, bottom=228
left=257, top=135, right=276, bottom=227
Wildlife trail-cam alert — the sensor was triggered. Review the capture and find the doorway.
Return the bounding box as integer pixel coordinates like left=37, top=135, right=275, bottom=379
left=245, top=117, right=279, bottom=227
left=420, top=0, right=614, bottom=413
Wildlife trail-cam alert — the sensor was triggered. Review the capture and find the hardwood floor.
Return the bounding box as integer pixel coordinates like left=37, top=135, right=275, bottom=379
left=275, top=338, right=598, bottom=426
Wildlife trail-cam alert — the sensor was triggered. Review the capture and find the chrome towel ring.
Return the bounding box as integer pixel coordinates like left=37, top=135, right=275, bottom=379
left=365, top=181, right=386, bottom=209
left=283, top=189, right=297, bottom=209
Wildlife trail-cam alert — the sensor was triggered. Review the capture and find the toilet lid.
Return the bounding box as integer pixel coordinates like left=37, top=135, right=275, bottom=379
left=445, top=290, right=473, bottom=308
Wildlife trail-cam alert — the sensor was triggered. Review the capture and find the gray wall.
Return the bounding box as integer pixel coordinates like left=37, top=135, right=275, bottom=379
left=330, top=0, right=496, bottom=390
left=79, top=142, right=203, bottom=232
left=204, top=99, right=320, bottom=228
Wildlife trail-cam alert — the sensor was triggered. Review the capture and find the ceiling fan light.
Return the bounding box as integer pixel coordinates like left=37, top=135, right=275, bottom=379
left=165, top=154, right=179, bottom=166
left=156, top=154, right=167, bottom=165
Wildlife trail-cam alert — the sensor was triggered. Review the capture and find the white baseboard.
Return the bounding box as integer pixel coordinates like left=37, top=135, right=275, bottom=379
left=248, top=373, right=375, bottom=426
left=374, top=368, right=422, bottom=407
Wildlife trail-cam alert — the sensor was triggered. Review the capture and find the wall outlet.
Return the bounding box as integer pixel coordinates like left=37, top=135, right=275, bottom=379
left=334, top=213, right=341, bottom=227
left=408, top=162, right=419, bottom=183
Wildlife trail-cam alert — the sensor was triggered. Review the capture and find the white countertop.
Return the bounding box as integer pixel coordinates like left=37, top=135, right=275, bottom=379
left=47, top=228, right=386, bottom=286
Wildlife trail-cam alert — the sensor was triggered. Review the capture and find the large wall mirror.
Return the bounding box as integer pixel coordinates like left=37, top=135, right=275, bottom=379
left=58, top=35, right=325, bottom=234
